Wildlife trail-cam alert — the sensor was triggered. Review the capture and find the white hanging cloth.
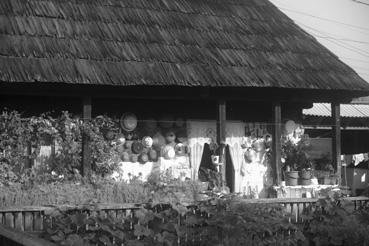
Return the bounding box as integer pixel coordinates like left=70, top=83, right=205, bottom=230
left=187, top=120, right=216, bottom=180
left=225, top=122, right=246, bottom=193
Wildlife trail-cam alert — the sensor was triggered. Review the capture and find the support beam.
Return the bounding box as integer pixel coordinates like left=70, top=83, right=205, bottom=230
left=331, top=102, right=341, bottom=185
left=216, top=99, right=226, bottom=186
left=272, top=102, right=282, bottom=185
left=26, top=142, right=33, bottom=169
left=82, top=96, right=92, bottom=177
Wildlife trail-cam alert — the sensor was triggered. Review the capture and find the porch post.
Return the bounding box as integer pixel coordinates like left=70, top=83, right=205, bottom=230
left=26, top=142, right=33, bottom=168
left=272, top=102, right=282, bottom=185
left=331, top=102, right=341, bottom=185
left=82, top=96, right=92, bottom=177
left=216, top=99, right=227, bottom=185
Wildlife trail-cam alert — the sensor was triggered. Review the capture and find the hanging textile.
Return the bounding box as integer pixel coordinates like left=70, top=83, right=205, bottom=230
left=187, top=120, right=216, bottom=180
left=225, top=144, right=236, bottom=192
left=225, top=122, right=245, bottom=193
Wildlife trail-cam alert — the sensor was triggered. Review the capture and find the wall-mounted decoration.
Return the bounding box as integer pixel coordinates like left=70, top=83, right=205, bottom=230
left=142, top=136, right=153, bottom=148
left=120, top=113, right=138, bottom=132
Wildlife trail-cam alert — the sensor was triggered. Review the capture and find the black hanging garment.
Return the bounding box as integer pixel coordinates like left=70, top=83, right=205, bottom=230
left=198, top=143, right=220, bottom=188
left=225, top=145, right=235, bottom=193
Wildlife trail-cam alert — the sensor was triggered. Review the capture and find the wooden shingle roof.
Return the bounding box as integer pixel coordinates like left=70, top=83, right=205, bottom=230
left=0, top=0, right=368, bottom=91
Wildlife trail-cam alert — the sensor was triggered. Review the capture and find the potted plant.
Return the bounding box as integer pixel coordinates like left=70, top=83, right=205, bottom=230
left=313, top=154, right=335, bottom=185
left=282, top=138, right=313, bottom=186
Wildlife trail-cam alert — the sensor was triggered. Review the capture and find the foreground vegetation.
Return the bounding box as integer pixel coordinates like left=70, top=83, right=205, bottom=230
left=35, top=192, right=369, bottom=246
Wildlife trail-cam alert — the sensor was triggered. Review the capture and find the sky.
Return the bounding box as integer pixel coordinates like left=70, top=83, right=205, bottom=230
left=269, top=0, right=369, bottom=83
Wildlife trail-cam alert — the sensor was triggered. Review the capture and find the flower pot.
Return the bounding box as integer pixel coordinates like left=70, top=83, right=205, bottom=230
left=299, top=178, right=311, bottom=186
left=285, top=171, right=299, bottom=186
left=300, top=170, right=311, bottom=180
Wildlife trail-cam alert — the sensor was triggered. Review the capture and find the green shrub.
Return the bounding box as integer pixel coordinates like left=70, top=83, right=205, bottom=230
left=41, top=196, right=303, bottom=246
left=0, top=179, right=150, bottom=208
left=300, top=194, right=369, bottom=246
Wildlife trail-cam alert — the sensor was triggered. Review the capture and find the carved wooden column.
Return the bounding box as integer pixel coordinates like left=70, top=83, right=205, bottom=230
left=272, top=102, right=282, bottom=185
left=82, top=96, right=92, bottom=177
left=331, top=102, right=341, bottom=185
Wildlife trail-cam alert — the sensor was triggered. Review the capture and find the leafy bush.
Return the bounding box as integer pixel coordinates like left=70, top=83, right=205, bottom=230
left=41, top=196, right=303, bottom=246
left=0, top=178, right=150, bottom=208
left=0, top=110, right=129, bottom=186
left=0, top=175, right=206, bottom=208
left=300, top=193, right=369, bottom=246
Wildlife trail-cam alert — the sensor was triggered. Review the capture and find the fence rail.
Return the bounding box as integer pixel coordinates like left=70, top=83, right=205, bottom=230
left=1, top=196, right=368, bottom=232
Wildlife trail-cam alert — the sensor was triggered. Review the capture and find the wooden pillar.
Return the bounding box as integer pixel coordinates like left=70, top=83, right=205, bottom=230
left=82, top=96, right=92, bottom=177
left=216, top=99, right=226, bottom=185
left=26, top=142, right=33, bottom=169
left=331, top=102, right=341, bottom=185
left=272, top=102, right=282, bottom=185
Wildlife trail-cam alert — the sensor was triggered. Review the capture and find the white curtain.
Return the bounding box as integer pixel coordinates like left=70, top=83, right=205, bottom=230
left=225, top=122, right=246, bottom=193
left=187, top=120, right=216, bottom=180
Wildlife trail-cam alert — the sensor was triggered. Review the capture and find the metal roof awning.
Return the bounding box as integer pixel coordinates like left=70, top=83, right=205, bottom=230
left=303, top=103, right=369, bottom=118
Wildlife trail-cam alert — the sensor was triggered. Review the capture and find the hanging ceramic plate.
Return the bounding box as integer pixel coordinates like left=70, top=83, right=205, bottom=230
left=120, top=113, right=138, bottom=132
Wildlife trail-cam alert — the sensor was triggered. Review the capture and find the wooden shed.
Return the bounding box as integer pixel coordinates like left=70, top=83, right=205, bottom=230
left=1, top=0, right=369, bottom=196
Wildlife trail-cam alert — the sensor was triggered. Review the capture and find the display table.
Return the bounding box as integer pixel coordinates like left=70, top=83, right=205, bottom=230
left=111, top=156, right=191, bottom=181
left=272, top=185, right=340, bottom=198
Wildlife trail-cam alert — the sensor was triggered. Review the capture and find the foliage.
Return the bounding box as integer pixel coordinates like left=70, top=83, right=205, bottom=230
left=0, top=178, right=150, bottom=208
left=282, top=137, right=312, bottom=171
left=198, top=197, right=304, bottom=246
left=0, top=110, right=128, bottom=186
left=313, top=154, right=334, bottom=172
left=198, top=167, right=222, bottom=189
left=0, top=174, right=206, bottom=208
left=41, top=195, right=303, bottom=246
left=0, top=110, right=31, bottom=185
left=300, top=192, right=369, bottom=246
left=83, top=115, right=121, bottom=176
left=50, top=112, right=83, bottom=179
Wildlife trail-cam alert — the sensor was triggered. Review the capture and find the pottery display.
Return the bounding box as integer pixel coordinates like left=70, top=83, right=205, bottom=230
left=120, top=113, right=138, bottom=132
left=162, top=145, right=176, bottom=160
left=131, top=141, right=144, bottom=154
left=142, top=136, right=153, bottom=148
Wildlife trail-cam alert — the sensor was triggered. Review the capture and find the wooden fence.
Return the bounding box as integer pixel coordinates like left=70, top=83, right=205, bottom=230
left=0, top=197, right=368, bottom=245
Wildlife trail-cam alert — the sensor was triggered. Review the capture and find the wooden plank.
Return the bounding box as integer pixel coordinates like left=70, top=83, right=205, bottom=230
left=272, top=102, right=282, bottom=185
left=33, top=212, right=42, bottom=231
left=24, top=212, right=33, bottom=232
left=216, top=99, right=227, bottom=186
left=14, top=212, right=23, bottom=231
left=5, top=213, right=14, bottom=228
left=82, top=96, right=92, bottom=177
left=331, top=102, right=342, bottom=185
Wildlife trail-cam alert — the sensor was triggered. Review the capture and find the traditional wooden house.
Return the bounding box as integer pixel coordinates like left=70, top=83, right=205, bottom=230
left=1, top=0, right=369, bottom=197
